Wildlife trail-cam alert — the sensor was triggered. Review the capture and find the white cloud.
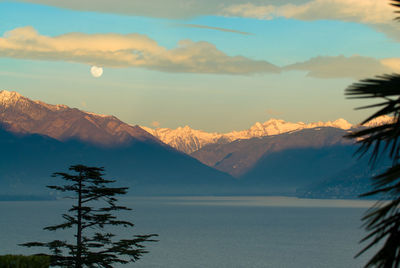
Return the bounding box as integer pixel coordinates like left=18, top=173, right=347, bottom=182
left=0, top=26, right=279, bottom=75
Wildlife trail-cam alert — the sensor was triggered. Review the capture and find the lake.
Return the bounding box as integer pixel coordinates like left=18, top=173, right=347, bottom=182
left=0, top=196, right=376, bottom=267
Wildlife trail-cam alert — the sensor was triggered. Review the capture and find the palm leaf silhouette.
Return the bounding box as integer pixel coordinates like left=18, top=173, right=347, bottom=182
left=346, top=74, right=400, bottom=266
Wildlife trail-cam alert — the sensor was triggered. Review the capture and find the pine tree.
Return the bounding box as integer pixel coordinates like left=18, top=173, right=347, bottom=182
left=21, top=164, right=158, bottom=268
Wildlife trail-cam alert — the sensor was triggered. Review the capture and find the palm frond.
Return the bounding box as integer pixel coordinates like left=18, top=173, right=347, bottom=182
left=346, top=72, right=400, bottom=267
left=345, top=74, right=400, bottom=165
left=392, top=0, right=400, bottom=20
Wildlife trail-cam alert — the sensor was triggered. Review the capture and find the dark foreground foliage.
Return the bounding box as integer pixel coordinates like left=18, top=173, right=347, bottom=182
left=347, top=74, right=400, bottom=267
left=21, top=165, right=158, bottom=268
left=0, top=255, right=50, bottom=268
left=344, top=2, right=400, bottom=267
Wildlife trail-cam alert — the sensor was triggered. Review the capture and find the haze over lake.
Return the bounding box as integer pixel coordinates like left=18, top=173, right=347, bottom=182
left=1, top=196, right=374, bottom=267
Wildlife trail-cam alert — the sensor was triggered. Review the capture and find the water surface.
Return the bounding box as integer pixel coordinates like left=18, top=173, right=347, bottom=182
left=0, top=196, right=375, bottom=267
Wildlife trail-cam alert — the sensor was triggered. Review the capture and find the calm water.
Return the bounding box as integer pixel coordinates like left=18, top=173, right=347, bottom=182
left=0, top=196, right=376, bottom=267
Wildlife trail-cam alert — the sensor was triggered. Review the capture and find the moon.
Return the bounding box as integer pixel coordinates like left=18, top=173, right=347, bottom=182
left=90, top=66, right=103, bottom=78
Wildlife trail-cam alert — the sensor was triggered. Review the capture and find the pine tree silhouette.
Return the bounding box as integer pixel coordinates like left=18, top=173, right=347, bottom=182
left=21, top=164, right=158, bottom=268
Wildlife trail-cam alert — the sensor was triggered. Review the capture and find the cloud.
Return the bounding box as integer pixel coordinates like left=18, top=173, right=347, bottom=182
left=10, top=0, right=395, bottom=24
left=1, top=27, right=398, bottom=79
left=222, top=0, right=396, bottom=24
left=4, top=0, right=246, bottom=18
left=381, top=58, right=400, bottom=73
left=174, top=24, right=254, bottom=35
left=284, top=55, right=396, bottom=79
left=8, top=0, right=400, bottom=41
left=221, top=0, right=400, bottom=40
left=0, top=26, right=279, bottom=75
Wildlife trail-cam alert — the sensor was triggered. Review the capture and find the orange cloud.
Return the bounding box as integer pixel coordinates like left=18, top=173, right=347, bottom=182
left=0, top=26, right=279, bottom=75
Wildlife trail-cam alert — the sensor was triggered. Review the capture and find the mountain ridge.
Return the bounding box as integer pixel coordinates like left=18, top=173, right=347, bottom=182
left=0, top=126, right=237, bottom=198
left=0, top=90, right=158, bottom=147
left=1, top=90, right=393, bottom=156
left=192, top=127, right=353, bottom=177
left=141, top=116, right=392, bottom=154
left=0, top=90, right=389, bottom=198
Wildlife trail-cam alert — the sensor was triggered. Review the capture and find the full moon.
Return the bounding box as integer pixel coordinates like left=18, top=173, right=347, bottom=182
left=90, top=66, right=103, bottom=78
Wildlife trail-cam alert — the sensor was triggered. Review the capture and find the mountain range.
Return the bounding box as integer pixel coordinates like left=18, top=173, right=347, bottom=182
left=0, top=90, right=390, bottom=199
left=142, top=116, right=391, bottom=154
left=0, top=90, right=236, bottom=199
left=0, top=90, right=157, bottom=147
left=192, top=127, right=353, bottom=177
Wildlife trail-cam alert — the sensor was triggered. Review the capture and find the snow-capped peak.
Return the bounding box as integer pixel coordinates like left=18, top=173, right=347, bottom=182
left=317, top=118, right=352, bottom=130
left=0, top=90, right=23, bottom=106
left=332, top=118, right=352, bottom=129
left=0, top=90, right=22, bottom=98
left=141, top=118, right=359, bottom=154
left=237, top=118, right=352, bottom=140
left=363, top=115, right=394, bottom=127
left=84, top=111, right=112, bottom=118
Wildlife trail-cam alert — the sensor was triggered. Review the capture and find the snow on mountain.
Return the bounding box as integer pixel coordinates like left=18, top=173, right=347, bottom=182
left=1, top=90, right=392, bottom=154
left=362, top=115, right=394, bottom=127
left=0, top=90, right=23, bottom=107
left=141, top=125, right=229, bottom=153
left=225, top=118, right=353, bottom=141
left=142, top=116, right=395, bottom=154
left=141, top=118, right=355, bottom=154
left=0, top=90, right=157, bottom=146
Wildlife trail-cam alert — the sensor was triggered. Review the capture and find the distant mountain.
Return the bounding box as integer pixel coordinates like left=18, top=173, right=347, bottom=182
left=0, top=127, right=237, bottom=199
left=1, top=90, right=392, bottom=199
left=0, top=90, right=237, bottom=199
left=192, top=127, right=352, bottom=177
left=188, top=126, right=392, bottom=196
left=0, top=90, right=157, bottom=146
left=190, top=127, right=375, bottom=195
left=240, top=145, right=358, bottom=194
left=141, top=125, right=231, bottom=154
left=297, top=156, right=391, bottom=199
left=142, top=118, right=354, bottom=154
left=142, top=116, right=393, bottom=154
left=363, top=115, right=393, bottom=127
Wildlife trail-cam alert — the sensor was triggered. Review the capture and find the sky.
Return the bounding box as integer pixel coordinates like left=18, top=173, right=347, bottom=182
left=0, top=0, right=400, bottom=132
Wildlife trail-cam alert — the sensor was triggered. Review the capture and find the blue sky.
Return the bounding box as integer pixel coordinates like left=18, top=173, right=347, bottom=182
left=1, top=0, right=399, bottom=131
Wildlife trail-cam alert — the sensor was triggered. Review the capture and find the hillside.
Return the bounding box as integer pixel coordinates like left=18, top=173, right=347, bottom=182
left=0, top=90, right=157, bottom=146
left=0, top=91, right=238, bottom=199
left=0, top=127, right=237, bottom=199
